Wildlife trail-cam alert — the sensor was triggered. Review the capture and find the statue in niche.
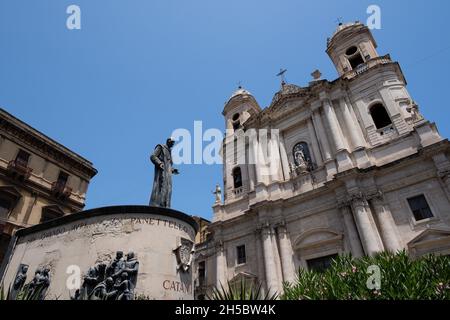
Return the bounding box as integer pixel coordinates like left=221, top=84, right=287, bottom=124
left=106, top=251, right=125, bottom=284
left=114, top=272, right=133, bottom=300
left=294, top=149, right=307, bottom=171
left=27, top=267, right=50, bottom=300
left=149, top=137, right=179, bottom=208
left=90, top=277, right=118, bottom=300
left=292, top=142, right=312, bottom=174
left=123, top=252, right=139, bottom=289
left=10, top=264, right=28, bottom=299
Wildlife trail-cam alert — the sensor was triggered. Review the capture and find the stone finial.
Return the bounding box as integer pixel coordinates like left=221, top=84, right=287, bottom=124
left=213, top=184, right=222, bottom=204
left=311, top=69, right=322, bottom=80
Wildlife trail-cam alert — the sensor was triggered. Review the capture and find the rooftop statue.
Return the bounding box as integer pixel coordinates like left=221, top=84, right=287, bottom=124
left=149, top=137, right=179, bottom=208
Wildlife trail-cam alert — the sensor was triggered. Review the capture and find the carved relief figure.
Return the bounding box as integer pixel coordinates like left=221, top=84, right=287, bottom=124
left=76, top=250, right=140, bottom=300
left=106, top=251, right=125, bottom=284
left=114, top=272, right=133, bottom=300
left=81, top=263, right=106, bottom=298
left=27, top=267, right=50, bottom=300
left=123, top=251, right=139, bottom=289
left=90, top=277, right=117, bottom=300
left=10, top=264, right=28, bottom=299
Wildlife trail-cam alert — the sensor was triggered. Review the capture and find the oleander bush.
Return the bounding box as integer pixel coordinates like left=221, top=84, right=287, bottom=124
left=282, top=250, right=450, bottom=300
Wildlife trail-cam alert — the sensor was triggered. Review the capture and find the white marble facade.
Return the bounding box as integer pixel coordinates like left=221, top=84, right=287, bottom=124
left=194, top=22, right=450, bottom=299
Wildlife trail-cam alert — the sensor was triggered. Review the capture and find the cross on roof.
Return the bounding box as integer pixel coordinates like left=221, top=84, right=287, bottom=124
left=335, top=17, right=343, bottom=25
left=276, top=68, right=287, bottom=85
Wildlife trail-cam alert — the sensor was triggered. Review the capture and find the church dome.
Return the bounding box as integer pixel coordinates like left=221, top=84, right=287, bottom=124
left=229, top=86, right=252, bottom=100
left=327, top=21, right=367, bottom=48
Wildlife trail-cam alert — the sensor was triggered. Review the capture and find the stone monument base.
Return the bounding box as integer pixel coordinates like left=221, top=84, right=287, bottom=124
left=0, top=205, right=198, bottom=300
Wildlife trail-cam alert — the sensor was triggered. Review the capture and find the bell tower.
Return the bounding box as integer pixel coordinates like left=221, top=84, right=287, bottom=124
left=222, top=86, right=260, bottom=137
left=221, top=86, right=261, bottom=204
left=326, top=21, right=379, bottom=76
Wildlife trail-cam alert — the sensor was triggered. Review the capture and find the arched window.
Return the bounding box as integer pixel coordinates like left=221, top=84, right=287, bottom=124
left=232, top=167, right=242, bottom=189
left=346, top=46, right=365, bottom=70
left=232, top=113, right=241, bottom=131
left=370, top=103, right=392, bottom=129
left=292, top=142, right=312, bottom=168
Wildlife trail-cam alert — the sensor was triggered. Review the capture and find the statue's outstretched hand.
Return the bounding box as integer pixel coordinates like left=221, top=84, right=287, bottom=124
left=172, top=168, right=179, bottom=175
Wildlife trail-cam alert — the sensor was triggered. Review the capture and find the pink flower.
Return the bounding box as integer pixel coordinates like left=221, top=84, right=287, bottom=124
left=351, top=266, right=358, bottom=273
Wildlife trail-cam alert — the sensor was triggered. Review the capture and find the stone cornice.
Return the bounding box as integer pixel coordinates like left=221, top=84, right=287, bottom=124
left=0, top=166, right=85, bottom=211
left=244, top=62, right=403, bottom=130
left=0, top=108, right=97, bottom=179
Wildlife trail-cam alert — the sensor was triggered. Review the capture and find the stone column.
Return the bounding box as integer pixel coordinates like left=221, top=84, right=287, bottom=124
left=215, top=242, right=227, bottom=287
left=256, top=140, right=269, bottom=185
left=351, top=197, right=383, bottom=256
left=254, top=229, right=266, bottom=296
left=249, top=138, right=260, bottom=187
left=311, top=110, right=332, bottom=161
left=277, top=225, right=296, bottom=284
left=340, top=205, right=364, bottom=257
left=340, top=98, right=365, bottom=150
left=261, top=226, right=279, bottom=295
left=278, top=137, right=290, bottom=181
left=323, top=99, right=346, bottom=152
left=307, top=118, right=323, bottom=167
left=371, top=195, right=402, bottom=252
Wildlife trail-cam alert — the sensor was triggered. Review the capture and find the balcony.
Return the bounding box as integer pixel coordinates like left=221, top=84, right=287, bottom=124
left=51, top=181, right=72, bottom=200
left=232, top=186, right=245, bottom=197
left=342, top=54, right=393, bottom=80
left=7, top=159, right=33, bottom=180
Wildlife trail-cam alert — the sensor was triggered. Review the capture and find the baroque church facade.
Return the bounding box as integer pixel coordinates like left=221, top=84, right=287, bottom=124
left=194, top=22, right=450, bottom=298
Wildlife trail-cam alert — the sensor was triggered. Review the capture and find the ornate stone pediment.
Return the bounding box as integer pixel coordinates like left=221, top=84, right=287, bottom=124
left=269, top=84, right=309, bottom=110
left=407, top=228, right=450, bottom=257
left=294, top=228, right=343, bottom=250
left=293, top=228, right=344, bottom=261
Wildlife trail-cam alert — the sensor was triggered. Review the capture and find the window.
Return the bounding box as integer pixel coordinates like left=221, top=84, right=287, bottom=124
left=370, top=103, right=392, bottom=129
left=0, top=197, right=13, bottom=222
left=232, top=167, right=242, bottom=189
left=345, top=46, right=365, bottom=70
left=56, top=171, right=69, bottom=189
left=306, top=254, right=338, bottom=272
left=408, top=195, right=433, bottom=221
left=15, top=150, right=30, bottom=167
left=293, top=142, right=312, bottom=168
left=0, top=233, right=11, bottom=265
left=236, top=245, right=246, bottom=265
left=41, top=206, right=64, bottom=223
left=346, top=46, right=358, bottom=56
left=232, top=113, right=241, bottom=130
left=198, top=261, right=206, bottom=286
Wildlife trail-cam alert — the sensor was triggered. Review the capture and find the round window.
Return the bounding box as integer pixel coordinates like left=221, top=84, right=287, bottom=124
left=232, top=113, right=240, bottom=121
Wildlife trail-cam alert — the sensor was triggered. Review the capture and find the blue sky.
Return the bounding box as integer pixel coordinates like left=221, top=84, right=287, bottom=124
left=1, top=0, right=449, bottom=220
